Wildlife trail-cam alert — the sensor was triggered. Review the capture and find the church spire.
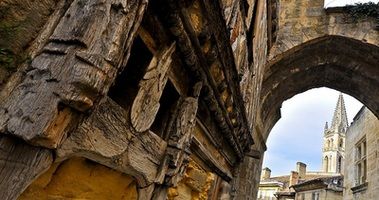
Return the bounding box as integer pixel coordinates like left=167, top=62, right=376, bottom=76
left=330, top=93, right=348, bottom=134
left=324, top=122, right=328, bottom=134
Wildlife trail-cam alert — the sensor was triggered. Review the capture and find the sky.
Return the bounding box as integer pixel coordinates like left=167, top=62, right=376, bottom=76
left=324, top=0, right=379, bottom=7
left=262, top=87, right=363, bottom=176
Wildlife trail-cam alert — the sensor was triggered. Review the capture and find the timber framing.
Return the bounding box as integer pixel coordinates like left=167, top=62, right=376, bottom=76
left=155, top=0, right=253, bottom=162
left=0, top=0, right=256, bottom=198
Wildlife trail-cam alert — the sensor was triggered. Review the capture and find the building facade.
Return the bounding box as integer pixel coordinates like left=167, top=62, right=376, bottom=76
left=344, top=107, right=379, bottom=200
left=291, top=176, right=343, bottom=200
left=258, top=163, right=340, bottom=200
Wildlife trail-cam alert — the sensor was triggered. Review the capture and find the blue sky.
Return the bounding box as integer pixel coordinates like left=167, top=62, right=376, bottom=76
left=262, top=87, right=363, bottom=176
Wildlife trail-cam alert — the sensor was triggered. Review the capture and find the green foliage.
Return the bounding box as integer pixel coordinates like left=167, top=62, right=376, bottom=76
left=345, top=2, right=379, bottom=21
left=0, top=48, right=16, bottom=70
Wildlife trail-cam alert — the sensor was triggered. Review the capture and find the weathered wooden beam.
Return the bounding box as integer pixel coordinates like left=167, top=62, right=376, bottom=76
left=246, top=150, right=262, bottom=159
left=202, top=0, right=253, bottom=152
left=157, top=0, right=245, bottom=162
left=195, top=117, right=236, bottom=167
left=0, top=0, right=148, bottom=148
left=191, top=138, right=233, bottom=182
left=0, top=136, right=53, bottom=200
left=179, top=7, right=246, bottom=160
left=56, top=96, right=167, bottom=187
left=131, top=43, right=176, bottom=133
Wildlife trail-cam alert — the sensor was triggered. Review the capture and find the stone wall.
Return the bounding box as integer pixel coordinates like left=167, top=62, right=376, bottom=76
left=344, top=107, right=379, bottom=200
left=258, top=0, right=379, bottom=140
left=296, top=189, right=342, bottom=200
left=270, top=0, right=379, bottom=59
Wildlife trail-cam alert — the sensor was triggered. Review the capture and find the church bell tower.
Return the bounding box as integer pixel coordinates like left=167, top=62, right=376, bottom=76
left=322, top=93, right=348, bottom=174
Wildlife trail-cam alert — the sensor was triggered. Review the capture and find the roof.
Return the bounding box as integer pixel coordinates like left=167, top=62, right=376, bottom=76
left=291, top=175, right=343, bottom=192
left=260, top=172, right=341, bottom=193
left=259, top=180, right=284, bottom=187
left=261, top=173, right=335, bottom=186
left=274, top=191, right=295, bottom=198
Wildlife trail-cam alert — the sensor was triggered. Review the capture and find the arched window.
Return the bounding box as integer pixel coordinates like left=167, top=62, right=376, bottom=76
left=339, top=138, right=343, bottom=148
left=337, top=156, right=342, bottom=173
left=324, top=156, right=329, bottom=172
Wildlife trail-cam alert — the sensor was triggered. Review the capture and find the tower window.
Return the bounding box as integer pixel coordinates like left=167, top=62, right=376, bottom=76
left=337, top=156, right=342, bottom=173
left=312, top=192, right=319, bottom=200
left=324, top=156, right=329, bottom=173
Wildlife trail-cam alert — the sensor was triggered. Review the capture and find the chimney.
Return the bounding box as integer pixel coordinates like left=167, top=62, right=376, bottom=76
left=289, top=171, right=299, bottom=186
left=261, top=167, right=271, bottom=180
left=296, top=162, right=307, bottom=179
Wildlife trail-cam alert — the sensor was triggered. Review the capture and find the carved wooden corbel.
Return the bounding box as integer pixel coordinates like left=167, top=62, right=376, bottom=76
left=156, top=82, right=203, bottom=187
left=131, top=43, right=176, bottom=133
left=56, top=96, right=167, bottom=188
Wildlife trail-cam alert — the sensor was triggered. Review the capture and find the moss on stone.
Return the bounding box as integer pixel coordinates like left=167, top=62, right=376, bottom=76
left=345, top=2, right=379, bottom=22
left=0, top=48, right=16, bottom=71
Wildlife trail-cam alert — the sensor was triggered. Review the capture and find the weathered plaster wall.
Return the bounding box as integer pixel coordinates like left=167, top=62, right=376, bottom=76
left=168, top=160, right=215, bottom=200
left=344, top=107, right=379, bottom=200
left=19, top=157, right=138, bottom=200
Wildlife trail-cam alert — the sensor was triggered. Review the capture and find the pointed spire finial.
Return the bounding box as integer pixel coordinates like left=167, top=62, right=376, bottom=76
left=330, top=93, right=348, bottom=134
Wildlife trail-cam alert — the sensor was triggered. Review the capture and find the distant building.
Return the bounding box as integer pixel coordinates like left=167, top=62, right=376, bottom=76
left=343, top=107, right=379, bottom=200
left=322, top=93, right=347, bottom=174
left=259, top=94, right=348, bottom=200
left=258, top=163, right=340, bottom=200
left=258, top=169, right=284, bottom=200
left=291, top=176, right=343, bottom=200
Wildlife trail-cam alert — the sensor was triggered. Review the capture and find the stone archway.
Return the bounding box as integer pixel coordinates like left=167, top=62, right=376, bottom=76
left=259, top=35, right=379, bottom=138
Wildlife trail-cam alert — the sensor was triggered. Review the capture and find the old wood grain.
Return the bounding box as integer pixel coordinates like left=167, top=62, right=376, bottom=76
left=0, top=0, right=148, bottom=148
left=131, top=43, right=176, bottom=133
left=0, top=136, right=53, bottom=200
left=57, top=96, right=167, bottom=187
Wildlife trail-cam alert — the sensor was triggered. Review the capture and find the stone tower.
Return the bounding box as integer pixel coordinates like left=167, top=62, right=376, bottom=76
left=322, top=93, right=348, bottom=174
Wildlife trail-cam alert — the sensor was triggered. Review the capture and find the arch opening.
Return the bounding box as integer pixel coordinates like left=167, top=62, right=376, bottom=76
left=262, top=87, right=362, bottom=177
left=260, top=35, right=378, bottom=180
left=260, top=35, right=379, bottom=138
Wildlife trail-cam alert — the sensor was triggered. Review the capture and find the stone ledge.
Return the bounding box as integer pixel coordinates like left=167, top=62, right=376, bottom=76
left=351, top=182, right=368, bottom=194
left=325, top=7, right=346, bottom=14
